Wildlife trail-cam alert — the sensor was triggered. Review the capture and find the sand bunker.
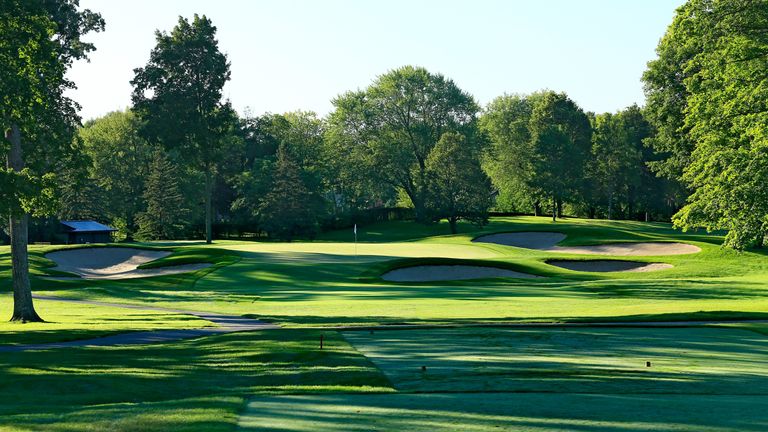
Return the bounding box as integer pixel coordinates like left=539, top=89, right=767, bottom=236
left=45, top=247, right=211, bottom=280
left=473, top=232, right=700, bottom=256
left=382, top=265, right=540, bottom=282
left=548, top=260, right=673, bottom=273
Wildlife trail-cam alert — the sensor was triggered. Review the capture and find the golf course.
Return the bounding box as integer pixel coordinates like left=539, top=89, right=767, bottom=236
left=5, top=0, right=768, bottom=430
left=2, top=217, right=768, bottom=430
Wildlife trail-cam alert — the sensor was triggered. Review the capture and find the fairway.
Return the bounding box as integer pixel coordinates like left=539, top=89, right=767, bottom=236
left=3, top=217, right=768, bottom=431
left=5, top=1, right=768, bottom=430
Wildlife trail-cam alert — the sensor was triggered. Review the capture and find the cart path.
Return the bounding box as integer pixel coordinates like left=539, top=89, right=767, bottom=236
left=1, top=294, right=765, bottom=352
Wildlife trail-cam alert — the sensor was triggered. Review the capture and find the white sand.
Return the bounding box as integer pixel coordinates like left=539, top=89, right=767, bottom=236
left=473, top=232, right=701, bottom=256
left=548, top=260, right=673, bottom=273
left=45, top=247, right=211, bottom=280
left=382, top=265, right=540, bottom=282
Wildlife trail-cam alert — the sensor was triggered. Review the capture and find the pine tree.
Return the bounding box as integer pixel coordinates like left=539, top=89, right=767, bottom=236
left=136, top=151, right=188, bottom=240
left=259, top=146, right=323, bottom=241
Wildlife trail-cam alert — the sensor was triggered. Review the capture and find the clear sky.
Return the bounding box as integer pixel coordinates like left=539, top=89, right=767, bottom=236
left=67, top=0, right=685, bottom=122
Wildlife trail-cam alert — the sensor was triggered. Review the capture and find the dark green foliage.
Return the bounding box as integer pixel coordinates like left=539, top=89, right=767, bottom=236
left=327, top=66, right=481, bottom=221
left=482, top=91, right=591, bottom=221
left=528, top=91, right=592, bottom=220
left=229, top=112, right=327, bottom=234
left=77, top=110, right=153, bottom=240
left=1, top=0, right=103, bottom=321
left=481, top=94, right=540, bottom=213
left=426, top=132, right=492, bottom=233
left=136, top=151, right=188, bottom=240
left=131, top=14, right=232, bottom=244
left=259, top=146, right=324, bottom=241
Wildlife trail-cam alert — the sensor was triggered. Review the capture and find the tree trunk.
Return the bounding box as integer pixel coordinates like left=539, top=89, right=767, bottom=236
left=533, top=201, right=541, bottom=217
left=204, top=172, right=213, bottom=244
left=552, top=195, right=557, bottom=222
left=6, top=124, right=43, bottom=322
left=448, top=217, right=458, bottom=234
left=556, top=199, right=563, bottom=219
left=608, top=193, right=613, bottom=220
left=125, top=212, right=135, bottom=242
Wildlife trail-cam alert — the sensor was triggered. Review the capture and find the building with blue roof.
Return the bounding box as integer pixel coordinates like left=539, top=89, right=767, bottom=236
left=60, top=220, right=117, bottom=244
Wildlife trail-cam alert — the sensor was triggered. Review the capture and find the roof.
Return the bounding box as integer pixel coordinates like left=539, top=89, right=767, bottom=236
left=60, top=220, right=117, bottom=233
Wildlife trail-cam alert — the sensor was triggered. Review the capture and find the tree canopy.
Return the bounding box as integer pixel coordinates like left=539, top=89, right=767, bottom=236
left=645, top=0, right=768, bottom=249
left=327, top=66, right=480, bottom=222
left=131, top=13, right=232, bottom=244
left=1, top=0, right=103, bottom=322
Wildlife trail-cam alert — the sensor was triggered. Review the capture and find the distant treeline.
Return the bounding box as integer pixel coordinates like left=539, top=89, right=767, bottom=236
left=30, top=66, right=682, bottom=243
left=12, top=0, right=768, bottom=250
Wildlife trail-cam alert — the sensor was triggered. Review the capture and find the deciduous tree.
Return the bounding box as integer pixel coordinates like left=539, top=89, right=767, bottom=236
left=131, top=14, right=231, bottom=244
left=426, top=132, right=492, bottom=233
left=328, top=66, right=480, bottom=221
left=1, top=0, right=103, bottom=321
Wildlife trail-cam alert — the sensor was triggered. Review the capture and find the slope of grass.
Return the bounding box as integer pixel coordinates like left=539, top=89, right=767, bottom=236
left=0, top=297, right=212, bottom=346
left=0, top=330, right=392, bottom=432
left=10, top=216, right=768, bottom=328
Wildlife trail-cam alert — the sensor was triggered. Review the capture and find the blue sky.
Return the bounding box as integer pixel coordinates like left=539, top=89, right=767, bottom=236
left=68, top=0, right=685, bottom=121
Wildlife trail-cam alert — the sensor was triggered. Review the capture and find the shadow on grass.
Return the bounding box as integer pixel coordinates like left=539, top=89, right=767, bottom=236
left=0, top=330, right=392, bottom=430
left=241, top=392, right=768, bottom=432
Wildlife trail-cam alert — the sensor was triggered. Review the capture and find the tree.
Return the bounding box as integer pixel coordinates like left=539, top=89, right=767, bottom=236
left=230, top=112, right=327, bottom=232
left=327, top=66, right=480, bottom=222
left=136, top=150, right=188, bottom=240
left=527, top=91, right=592, bottom=221
left=1, top=0, right=103, bottom=322
left=481, top=94, right=541, bottom=214
left=259, top=146, right=323, bottom=241
left=131, top=14, right=231, bottom=244
left=641, top=2, right=703, bottom=182
left=426, top=132, right=493, bottom=233
left=589, top=110, right=642, bottom=219
left=647, top=0, right=768, bottom=249
left=78, top=110, right=153, bottom=239
left=56, top=147, right=107, bottom=222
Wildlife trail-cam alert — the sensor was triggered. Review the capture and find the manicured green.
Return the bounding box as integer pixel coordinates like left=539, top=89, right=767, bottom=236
left=2, top=217, right=768, bottom=431
left=341, top=326, right=768, bottom=394
left=0, top=297, right=212, bottom=346
left=240, top=393, right=768, bottom=432
left=8, top=217, right=768, bottom=329
left=0, top=330, right=391, bottom=431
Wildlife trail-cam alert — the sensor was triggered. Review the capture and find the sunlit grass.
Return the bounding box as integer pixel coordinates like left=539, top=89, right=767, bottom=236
left=0, top=297, right=212, bottom=346
left=0, top=330, right=392, bottom=431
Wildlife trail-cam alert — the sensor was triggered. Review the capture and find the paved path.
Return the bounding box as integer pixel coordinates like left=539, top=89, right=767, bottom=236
left=0, top=295, right=278, bottom=353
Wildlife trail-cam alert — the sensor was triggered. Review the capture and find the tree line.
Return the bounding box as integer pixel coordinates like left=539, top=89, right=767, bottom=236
left=4, top=1, right=767, bottom=322
left=26, top=14, right=684, bottom=246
